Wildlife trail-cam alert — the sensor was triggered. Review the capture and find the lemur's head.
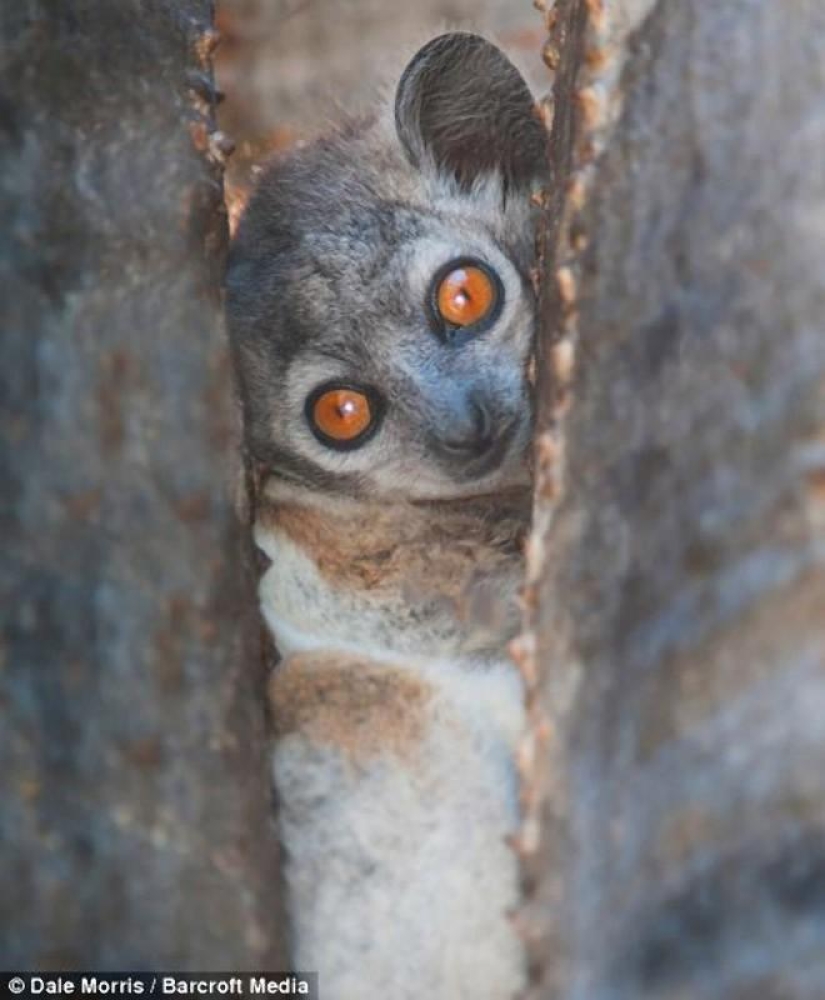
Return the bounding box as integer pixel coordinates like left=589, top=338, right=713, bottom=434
left=227, top=33, right=546, bottom=502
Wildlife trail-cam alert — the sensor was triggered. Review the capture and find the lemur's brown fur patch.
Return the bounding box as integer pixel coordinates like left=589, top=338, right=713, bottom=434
left=261, top=492, right=528, bottom=602
left=270, top=653, right=433, bottom=762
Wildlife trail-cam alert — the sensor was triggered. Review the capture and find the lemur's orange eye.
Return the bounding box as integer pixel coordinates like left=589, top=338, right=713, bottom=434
left=313, top=389, right=371, bottom=440
left=436, top=264, right=497, bottom=328
left=431, top=259, right=502, bottom=342
left=307, top=384, right=383, bottom=450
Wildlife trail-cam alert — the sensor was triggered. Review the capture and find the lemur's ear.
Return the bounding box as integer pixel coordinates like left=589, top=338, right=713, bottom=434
left=394, top=32, right=547, bottom=192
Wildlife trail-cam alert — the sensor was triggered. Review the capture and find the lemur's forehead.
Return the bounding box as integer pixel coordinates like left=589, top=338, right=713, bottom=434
left=285, top=207, right=522, bottom=365
left=303, top=206, right=499, bottom=281
left=277, top=125, right=528, bottom=267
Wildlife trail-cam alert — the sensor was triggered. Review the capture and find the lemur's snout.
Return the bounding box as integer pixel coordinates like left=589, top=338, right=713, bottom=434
left=439, top=393, right=494, bottom=459
left=433, top=392, right=522, bottom=479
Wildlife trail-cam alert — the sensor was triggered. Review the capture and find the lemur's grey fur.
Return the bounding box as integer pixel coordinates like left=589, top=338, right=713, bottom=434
left=227, top=32, right=546, bottom=1000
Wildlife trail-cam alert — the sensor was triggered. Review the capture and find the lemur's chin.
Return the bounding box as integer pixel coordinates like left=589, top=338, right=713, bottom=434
left=424, top=450, right=532, bottom=502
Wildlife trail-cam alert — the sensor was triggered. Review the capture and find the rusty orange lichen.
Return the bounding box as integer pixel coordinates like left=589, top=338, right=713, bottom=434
left=188, top=119, right=210, bottom=152
left=541, top=39, right=561, bottom=71
left=193, top=27, right=221, bottom=67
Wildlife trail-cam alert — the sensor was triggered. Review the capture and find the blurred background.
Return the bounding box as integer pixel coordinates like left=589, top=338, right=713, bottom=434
left=214, top=0, right=546, bottom=229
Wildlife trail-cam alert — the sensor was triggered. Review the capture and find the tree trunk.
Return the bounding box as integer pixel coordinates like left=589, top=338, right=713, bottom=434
left=518, top=0, right=825, bottom=997
left=0, top=1, right=285, bottom=968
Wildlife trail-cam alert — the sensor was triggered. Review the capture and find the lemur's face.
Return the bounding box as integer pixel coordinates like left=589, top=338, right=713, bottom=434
left=227, top=33, right=547, bottom=501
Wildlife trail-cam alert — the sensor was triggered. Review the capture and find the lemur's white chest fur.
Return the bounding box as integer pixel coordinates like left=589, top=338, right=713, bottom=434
left=256, top=483, right=528, bottom=999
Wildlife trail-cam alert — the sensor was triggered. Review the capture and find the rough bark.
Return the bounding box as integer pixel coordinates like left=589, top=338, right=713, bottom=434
left=520, top=0, right=825, bottom=997
left=0, top=1, right=285, bottom=968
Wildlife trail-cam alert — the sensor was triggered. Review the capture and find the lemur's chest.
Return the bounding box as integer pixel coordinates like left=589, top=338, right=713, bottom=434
left=254, top=498, right=526, bottom=661
left=256, top=491, right=530, bottom=998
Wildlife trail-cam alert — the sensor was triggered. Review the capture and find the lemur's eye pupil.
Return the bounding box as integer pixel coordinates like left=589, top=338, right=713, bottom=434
left=436, top=264, right=496, bottom=328
left=312, top=388, right=372, bottom=442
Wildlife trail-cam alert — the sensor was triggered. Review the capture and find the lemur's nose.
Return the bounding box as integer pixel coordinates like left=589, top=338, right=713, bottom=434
left=439, top=395, right=495, bottom=458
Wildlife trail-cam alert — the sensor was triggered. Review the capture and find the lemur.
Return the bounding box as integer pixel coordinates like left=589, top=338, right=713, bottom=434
left=226, top=32, right=546, bottom=999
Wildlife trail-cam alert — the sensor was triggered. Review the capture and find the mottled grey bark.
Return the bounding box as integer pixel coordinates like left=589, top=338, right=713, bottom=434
left=521, top=0, right=825, bottom=997
left=0, top=1, right=285, bottom=969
